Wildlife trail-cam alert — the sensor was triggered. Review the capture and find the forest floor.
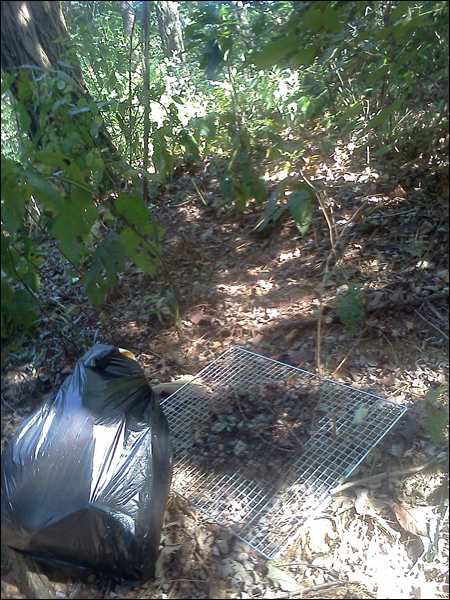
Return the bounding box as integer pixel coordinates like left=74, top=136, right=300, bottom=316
left=1, top=138, right=449, bottom=599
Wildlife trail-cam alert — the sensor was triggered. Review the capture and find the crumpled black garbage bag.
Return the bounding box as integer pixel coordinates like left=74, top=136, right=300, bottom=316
left=1, top=344, right=173, bottom=582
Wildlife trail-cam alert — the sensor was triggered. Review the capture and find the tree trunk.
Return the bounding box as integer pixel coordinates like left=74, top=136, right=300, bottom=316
left=0, top=1, right=121, bottom=187
left=120, top=0, right=136, bottom=37
left=155, top=1, right=184, bottom=60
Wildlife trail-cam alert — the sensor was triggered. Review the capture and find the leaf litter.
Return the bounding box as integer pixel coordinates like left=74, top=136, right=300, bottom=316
left=1, top=147, right=449, bottom=599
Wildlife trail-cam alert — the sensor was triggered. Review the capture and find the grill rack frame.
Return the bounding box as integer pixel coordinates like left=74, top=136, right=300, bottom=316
left=160, top=346, right=407, bottom=558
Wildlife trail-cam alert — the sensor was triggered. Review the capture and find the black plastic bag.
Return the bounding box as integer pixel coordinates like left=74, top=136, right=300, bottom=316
left=1, top=344, right=173, bottom=582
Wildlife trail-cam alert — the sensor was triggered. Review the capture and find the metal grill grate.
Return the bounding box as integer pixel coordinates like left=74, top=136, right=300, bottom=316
left=161, top=347, right=406, bottom=558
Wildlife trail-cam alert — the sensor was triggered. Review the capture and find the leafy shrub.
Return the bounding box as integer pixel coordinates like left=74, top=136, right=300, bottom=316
left=338, top=283, right=364, bottom=335
left=425, top=385, right=449, bottom=446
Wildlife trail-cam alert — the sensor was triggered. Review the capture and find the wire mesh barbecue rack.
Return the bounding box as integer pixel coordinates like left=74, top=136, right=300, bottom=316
left=160, top=346, right=407, bottom=559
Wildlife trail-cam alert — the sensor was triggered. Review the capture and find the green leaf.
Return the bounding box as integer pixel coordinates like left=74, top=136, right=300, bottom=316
left=351, top=406, right=370, bottom=426
left=120, top=227, right=161, bottom=276
left=425, top=385, right=449, bottom=446
left=23, top=235, right=32, bottom=259
left=1, top=234, right=21, bottom=277
left=372, top=145, right=394, bottom=157
left=338, top=283, right=364, bottom=334
left=1, top=280, right=14, bottom=309
left=240, top=157, right=251, bottom=185
left=196, top=114, right=216, bottom=141
left=53, top=190, right=96, bottom=266
left=323, top=4, right=345, bottom=33
left=89, top=115, right=103, bottom=136
left=290, top=46, right=317, bottom=69
left=390, top=1, right=417, bottom=23
left=33, top=151, right=86, bottom=184
left=365, top=64, right=390, bottom=85
left=258, top=192, right=280, bottom=231
left=88, top=100, right=99, bottom=116
left=338, top=103, right=363, bottom=125
left=23, top=169, right=64, bottom=211
left=2, top=190, right=27, bottom=235
left=287, top=187, right=314, bottom=235
left=19, top=109, right=32, bottom=133
left=249, top=177, right=267, bottom=204
left=72, top=187, right=97, bottom=220
left=52, top=200, right=91, bottom=243
left=341, top=118, right=363, bottom=137
left=234, top=184, right=251, bottom=212
left=374, top=24, right=394, bottom=42
left=354, top=27, right=376, bottom=43
left=252, top=34, right=299, bottom=70
left=392, top=14, right=430, bottom=43
left=425, top=385, right=449, bottom=406
left=23, top=268, right=40, bottom=293
left=8, top=288, right=39, bottom=332
left=179, top=130, right=201, bottom=162
left=115, top=192, right=149, bottom=228
left=427, top=405, right=448, bottom=446
left=364, top=99, right=403, bottom=132
left=53, top=69, right=79, bottom=89
left=303, top=7, right=325, bottom=32
left=84, top=233, right=125, bottom=307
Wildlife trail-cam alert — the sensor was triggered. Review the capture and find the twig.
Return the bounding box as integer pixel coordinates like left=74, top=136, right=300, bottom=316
left=310, top=191, right=369, bottom=374
left=426, top=301, right=448, bottom=325
left=413, top=307, right=449, bottom=340
left=262, top=580, right=363, bottom=600
left=256, top=289, right=449, bottom=333
left=191, top=177, right=208, bottom=206
left=1, top=396, right=16, bottom=412
left=267, top=167, right=368, bottom=375
left=329, top=457, right=445, bottom=495
left=377, top=329, right=399, bottom=367
left=332, top=326, right=368, bottom=376
left=299, top=168, right=335, bottom=247
left=367, top=290, right=449, bottom=314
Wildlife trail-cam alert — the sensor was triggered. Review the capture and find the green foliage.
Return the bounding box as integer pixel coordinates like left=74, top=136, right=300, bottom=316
left=1, top=64, right=165, bottom=341
left=84, top=232, right=125, bottom=307
left=424, top=385, right=449, bottom=446
left=257, top=180, right=316, bottom=234
left=286, top=184, right=314, bottom=235
left=142, top=286, right=181, bottom=328
left=1, top=0, right=449, bottom=353
left=338, top=283, right=364, bottom=335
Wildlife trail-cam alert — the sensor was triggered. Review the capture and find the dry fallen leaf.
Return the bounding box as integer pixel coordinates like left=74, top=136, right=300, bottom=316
left=376, top=374, right=397, bottom=386
left=351, top=406, right=370, bottom=425
left=266, top=562, right=300, bottom=592
left=367, top=291, right=384, bottom=309
left=288, top=349, right=314, bottom=366
left=152, top=376, right=210, bottom=398
left=393, top=502, right=428, bottom=537
left=172, top=538, right=196, bottom=577
left=190, top=311, right=213, bottom=326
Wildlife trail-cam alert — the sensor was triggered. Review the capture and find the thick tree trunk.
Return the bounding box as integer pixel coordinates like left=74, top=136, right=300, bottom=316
left=155, top=1, right=185, bottom=60
left=0, top=1, right=121, bottom=186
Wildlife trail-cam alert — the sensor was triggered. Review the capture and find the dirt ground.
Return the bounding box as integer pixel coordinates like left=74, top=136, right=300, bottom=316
left=1, top=141, right=449, bottom=599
